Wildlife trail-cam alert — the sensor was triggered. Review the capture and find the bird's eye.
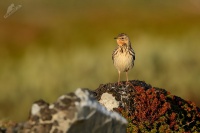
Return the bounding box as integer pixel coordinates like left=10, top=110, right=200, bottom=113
left=121, top=37, right=124, bottom=39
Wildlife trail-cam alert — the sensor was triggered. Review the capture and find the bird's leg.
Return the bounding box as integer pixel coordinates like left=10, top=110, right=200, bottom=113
left=118, top=71, right=120, bottom=85
left=126, top=72, right=129, bottom=84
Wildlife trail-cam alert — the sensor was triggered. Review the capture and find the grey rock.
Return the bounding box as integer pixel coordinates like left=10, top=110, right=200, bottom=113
left=11, top=88, right=127, bottom=133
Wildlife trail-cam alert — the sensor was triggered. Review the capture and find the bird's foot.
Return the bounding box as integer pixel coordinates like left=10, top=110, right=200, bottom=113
left=118, top=82, right=123, bottom=86
left=126, top=81, right=135, bottom=88
left=126, top=81, right=130, bottom=85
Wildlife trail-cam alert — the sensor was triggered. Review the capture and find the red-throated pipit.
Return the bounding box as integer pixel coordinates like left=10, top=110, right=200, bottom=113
left=112, top=33, right=135, bottom=85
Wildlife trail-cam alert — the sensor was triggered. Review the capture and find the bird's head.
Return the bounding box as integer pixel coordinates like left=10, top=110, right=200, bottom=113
left=114, top=33, right=130, bottom=47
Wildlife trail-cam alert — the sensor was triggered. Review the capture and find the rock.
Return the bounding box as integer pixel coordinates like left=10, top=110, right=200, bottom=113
left=99, top=92, right=119, bottom=111
left=2, top=80, right=200, bottom=132
left=94, top=80, right=200, bottom=132
left=9, top=88, right=127, bottom=133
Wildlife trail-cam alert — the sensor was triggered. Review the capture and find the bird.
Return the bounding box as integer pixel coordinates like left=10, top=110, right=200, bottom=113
left=112, top=33, right=135, bottom=85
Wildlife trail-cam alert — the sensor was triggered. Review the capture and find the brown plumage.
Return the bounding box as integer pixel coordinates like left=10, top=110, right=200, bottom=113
left=112, top=33, right=135, bottom=85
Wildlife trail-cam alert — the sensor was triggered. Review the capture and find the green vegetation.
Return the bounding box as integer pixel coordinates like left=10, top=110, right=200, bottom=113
left=0, top=0, right=200, bottom=121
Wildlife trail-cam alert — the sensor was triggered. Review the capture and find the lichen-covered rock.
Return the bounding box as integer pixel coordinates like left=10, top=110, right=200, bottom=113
left=6, top=88, right=127, bottom=133
left=94, top=80, right=200, bottom=132
left=2, top=80, right=200, bottom=133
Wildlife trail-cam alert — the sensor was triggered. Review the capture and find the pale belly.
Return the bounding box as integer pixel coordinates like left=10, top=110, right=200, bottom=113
left=113, top=52, right=134, bottom=72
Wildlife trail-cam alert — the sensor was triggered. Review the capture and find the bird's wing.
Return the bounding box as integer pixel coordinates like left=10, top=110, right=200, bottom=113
left=129, top=48, right=135, bottom=60
left=112, top=48, right=118, bottom=61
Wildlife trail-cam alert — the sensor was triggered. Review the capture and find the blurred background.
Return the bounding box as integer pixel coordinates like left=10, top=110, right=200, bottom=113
left=0, top=0, right=200, bottom=121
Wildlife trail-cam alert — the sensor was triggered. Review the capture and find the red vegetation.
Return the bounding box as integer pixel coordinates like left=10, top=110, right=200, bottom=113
left=95, top=80, right=200, bottom=132
left=133, top=87, right=170, bottom=123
